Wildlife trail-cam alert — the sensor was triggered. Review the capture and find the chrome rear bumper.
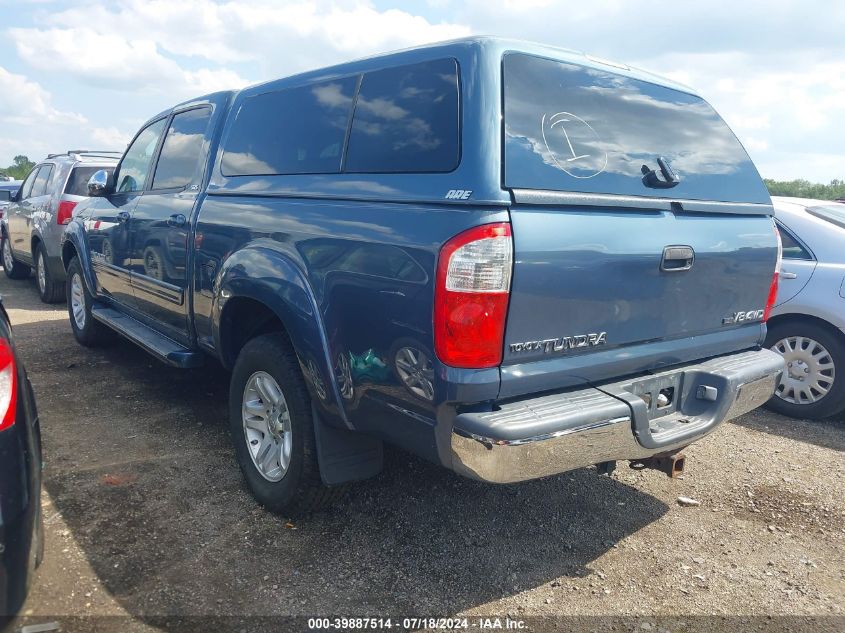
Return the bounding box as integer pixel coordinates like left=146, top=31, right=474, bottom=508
left=450, top=348, right=784, bottom=484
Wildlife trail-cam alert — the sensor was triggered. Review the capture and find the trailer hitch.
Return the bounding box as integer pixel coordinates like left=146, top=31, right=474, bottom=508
left=629, top=451, right=686, bottom=478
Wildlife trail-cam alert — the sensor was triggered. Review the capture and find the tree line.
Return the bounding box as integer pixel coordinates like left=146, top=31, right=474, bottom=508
left=764, top=178, right=845, bottom=201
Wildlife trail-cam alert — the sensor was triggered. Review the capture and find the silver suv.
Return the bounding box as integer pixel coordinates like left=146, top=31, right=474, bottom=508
left=1, top=151, right=119, bottom=302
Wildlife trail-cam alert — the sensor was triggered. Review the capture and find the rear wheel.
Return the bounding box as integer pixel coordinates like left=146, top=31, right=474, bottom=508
left=765, top=320, right=845, bottom=419
left=2, top=233, right=30, bottom=279
left=66, top=257, right=112, bottom=347
left=35, top=243, right=65, bottom=303
left=229, top=332, right=341, bottom=515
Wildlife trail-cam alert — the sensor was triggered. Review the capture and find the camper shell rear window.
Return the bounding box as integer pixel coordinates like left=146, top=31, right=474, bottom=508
left=503, top=53, right=770, bottom=203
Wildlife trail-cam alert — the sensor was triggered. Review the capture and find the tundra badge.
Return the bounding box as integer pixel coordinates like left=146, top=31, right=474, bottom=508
left=510, top=332, right=607, bottom=354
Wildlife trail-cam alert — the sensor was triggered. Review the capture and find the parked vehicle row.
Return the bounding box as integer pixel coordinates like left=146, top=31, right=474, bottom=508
left=1, top=151, right=119, bottom=302
left=56, top=37, right=785, bottom=517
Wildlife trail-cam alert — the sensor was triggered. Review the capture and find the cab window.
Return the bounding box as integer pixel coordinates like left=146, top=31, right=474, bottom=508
left=345, top=58, right=460, bottom=173
left=222, top=77, right=357, bottom=176
left=116, top=118, right=168, bottom=193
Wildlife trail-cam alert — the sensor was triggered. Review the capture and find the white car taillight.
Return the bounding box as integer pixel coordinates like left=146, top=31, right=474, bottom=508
left=764, top=223, right=783, bottom=322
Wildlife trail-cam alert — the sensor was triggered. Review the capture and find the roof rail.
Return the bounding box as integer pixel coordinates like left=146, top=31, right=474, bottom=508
left=46, top=150, right=123, bottom=159
left=68, top=149, right=123, bottom=155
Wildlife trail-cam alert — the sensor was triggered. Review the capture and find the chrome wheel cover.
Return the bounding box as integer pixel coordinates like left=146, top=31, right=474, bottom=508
left=771, top=336, right=835, bottom=405
left=395, top=346, right=435, bottom=400
left=37, top=252, right=47, bottom=293
left=2, top=239, right=13, bottom=270
left=70, top=273, right=86, bottom=330
left=242, top=371, right=293, bottom=482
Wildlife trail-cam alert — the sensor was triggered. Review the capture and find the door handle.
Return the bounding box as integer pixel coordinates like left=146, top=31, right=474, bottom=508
left=167, top=213, right=187, bottom=228
left=660, top=245, right=695, bottom=272
left=117, top=211, right=130, bottom=223
left=781, top=271, right=798, bottom=280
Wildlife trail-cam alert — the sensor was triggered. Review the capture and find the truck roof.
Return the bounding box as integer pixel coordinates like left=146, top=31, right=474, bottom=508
left=162, top=36, right=698, bottom=119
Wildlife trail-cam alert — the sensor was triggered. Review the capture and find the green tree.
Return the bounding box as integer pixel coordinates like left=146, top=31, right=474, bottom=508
left=1, top=155, right=35, bottom=180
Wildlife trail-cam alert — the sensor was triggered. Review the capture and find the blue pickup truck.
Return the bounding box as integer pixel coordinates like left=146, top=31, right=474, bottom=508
left=62, top=38, right=784, bottom=514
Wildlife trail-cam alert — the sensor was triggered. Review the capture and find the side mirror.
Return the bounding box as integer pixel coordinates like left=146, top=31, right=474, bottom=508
left=87, top=170, right=113, bottom=197
left=0, top=191, right=10, bottom=203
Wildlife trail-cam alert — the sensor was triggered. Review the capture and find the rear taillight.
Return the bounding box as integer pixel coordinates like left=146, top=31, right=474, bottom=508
left=434, top=223, right=513, bottom=368
left=0, top=338, right=17, bottom=432
left=57, top=200, right=78, bottom=225
left=763, top=224, right=783, bottom=322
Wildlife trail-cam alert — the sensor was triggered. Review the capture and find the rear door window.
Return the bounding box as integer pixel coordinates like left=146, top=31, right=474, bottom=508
left=503, top=53, right=770, bottom=203
left=777, top=223, right=813, bottom=260
left=30, top=165, right=54, bottom=197
left=345, top=58, right=460, bottom=173
left=65, top=166, right=114, bottom=196
left=152, top=106, right=213, bottom=189
left=222, top=77, right=357, bottom=176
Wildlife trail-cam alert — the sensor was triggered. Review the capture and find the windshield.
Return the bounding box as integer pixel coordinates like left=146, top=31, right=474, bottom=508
left=503, top=53, right=771, bottom=203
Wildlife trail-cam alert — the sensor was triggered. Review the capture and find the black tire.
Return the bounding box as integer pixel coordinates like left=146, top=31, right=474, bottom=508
left=66, top=256, right=112, bottom=347
left=229, top=333, right=340, bottom=516
left=2, top=232, right=31, bottom=279
left=765, top=320, right=845, bottom=419
left=34, top=242, right=65, bottom=303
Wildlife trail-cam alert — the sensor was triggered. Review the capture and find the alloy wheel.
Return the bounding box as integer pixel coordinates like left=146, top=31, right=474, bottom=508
left=241, top=371, right=293, bottom=482
left=37, top=252, right=47, bottom=293
left=2, top=239, right=13, bottom=270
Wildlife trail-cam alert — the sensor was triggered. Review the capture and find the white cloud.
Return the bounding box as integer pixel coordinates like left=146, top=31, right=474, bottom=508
left=0, top=66, right=85, bottom=125
left=2, top=0, right=469, bottom=166
left=9, top=26, right=250, bottom=95
left=10, top=1, right=469, bottom=86
left=0, top=66, right=131, bottom=164
left=3, top=0, right=844, bottom=182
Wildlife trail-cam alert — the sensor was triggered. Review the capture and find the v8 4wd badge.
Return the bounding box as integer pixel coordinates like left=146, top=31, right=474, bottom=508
left=722, top=309, right=764, bottom=325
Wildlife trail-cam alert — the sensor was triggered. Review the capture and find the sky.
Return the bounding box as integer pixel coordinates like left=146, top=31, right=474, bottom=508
left=0, top=0, right=842, bottom=182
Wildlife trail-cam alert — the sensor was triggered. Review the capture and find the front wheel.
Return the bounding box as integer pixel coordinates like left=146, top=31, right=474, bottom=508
left=66, top=257, right=112, bottom=347
left=2, top=233, right=30, bottom=279
left=229, top=333, right=341, bottom=515
left=35, top=243, right=65, bottom=303
left=765, top=320, right=845, bottom=419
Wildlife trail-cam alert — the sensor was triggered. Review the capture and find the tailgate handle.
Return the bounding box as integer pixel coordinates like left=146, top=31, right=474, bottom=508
left=661, top=245, right=694, bottom=272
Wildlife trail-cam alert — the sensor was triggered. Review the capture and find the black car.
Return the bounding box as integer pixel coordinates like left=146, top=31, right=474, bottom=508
left=0, top=298, right=43, bottom=621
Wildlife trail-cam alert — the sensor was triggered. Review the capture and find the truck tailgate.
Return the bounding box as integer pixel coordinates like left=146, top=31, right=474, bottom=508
left=501, top=206, right=777, bottom=398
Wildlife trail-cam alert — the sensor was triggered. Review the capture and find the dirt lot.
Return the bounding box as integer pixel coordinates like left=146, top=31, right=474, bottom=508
left=2, top=271, right=843, bottom=631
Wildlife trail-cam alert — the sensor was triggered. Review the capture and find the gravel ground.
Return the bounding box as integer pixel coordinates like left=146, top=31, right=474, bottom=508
left=1, top=271, right=843, bottom=632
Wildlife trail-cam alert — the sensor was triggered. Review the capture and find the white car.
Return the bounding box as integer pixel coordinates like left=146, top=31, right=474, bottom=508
left=767, top=197, right=845, bottom=419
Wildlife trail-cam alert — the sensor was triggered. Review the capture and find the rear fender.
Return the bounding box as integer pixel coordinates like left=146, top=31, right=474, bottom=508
left=212, top=241, right=351, bottom=428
